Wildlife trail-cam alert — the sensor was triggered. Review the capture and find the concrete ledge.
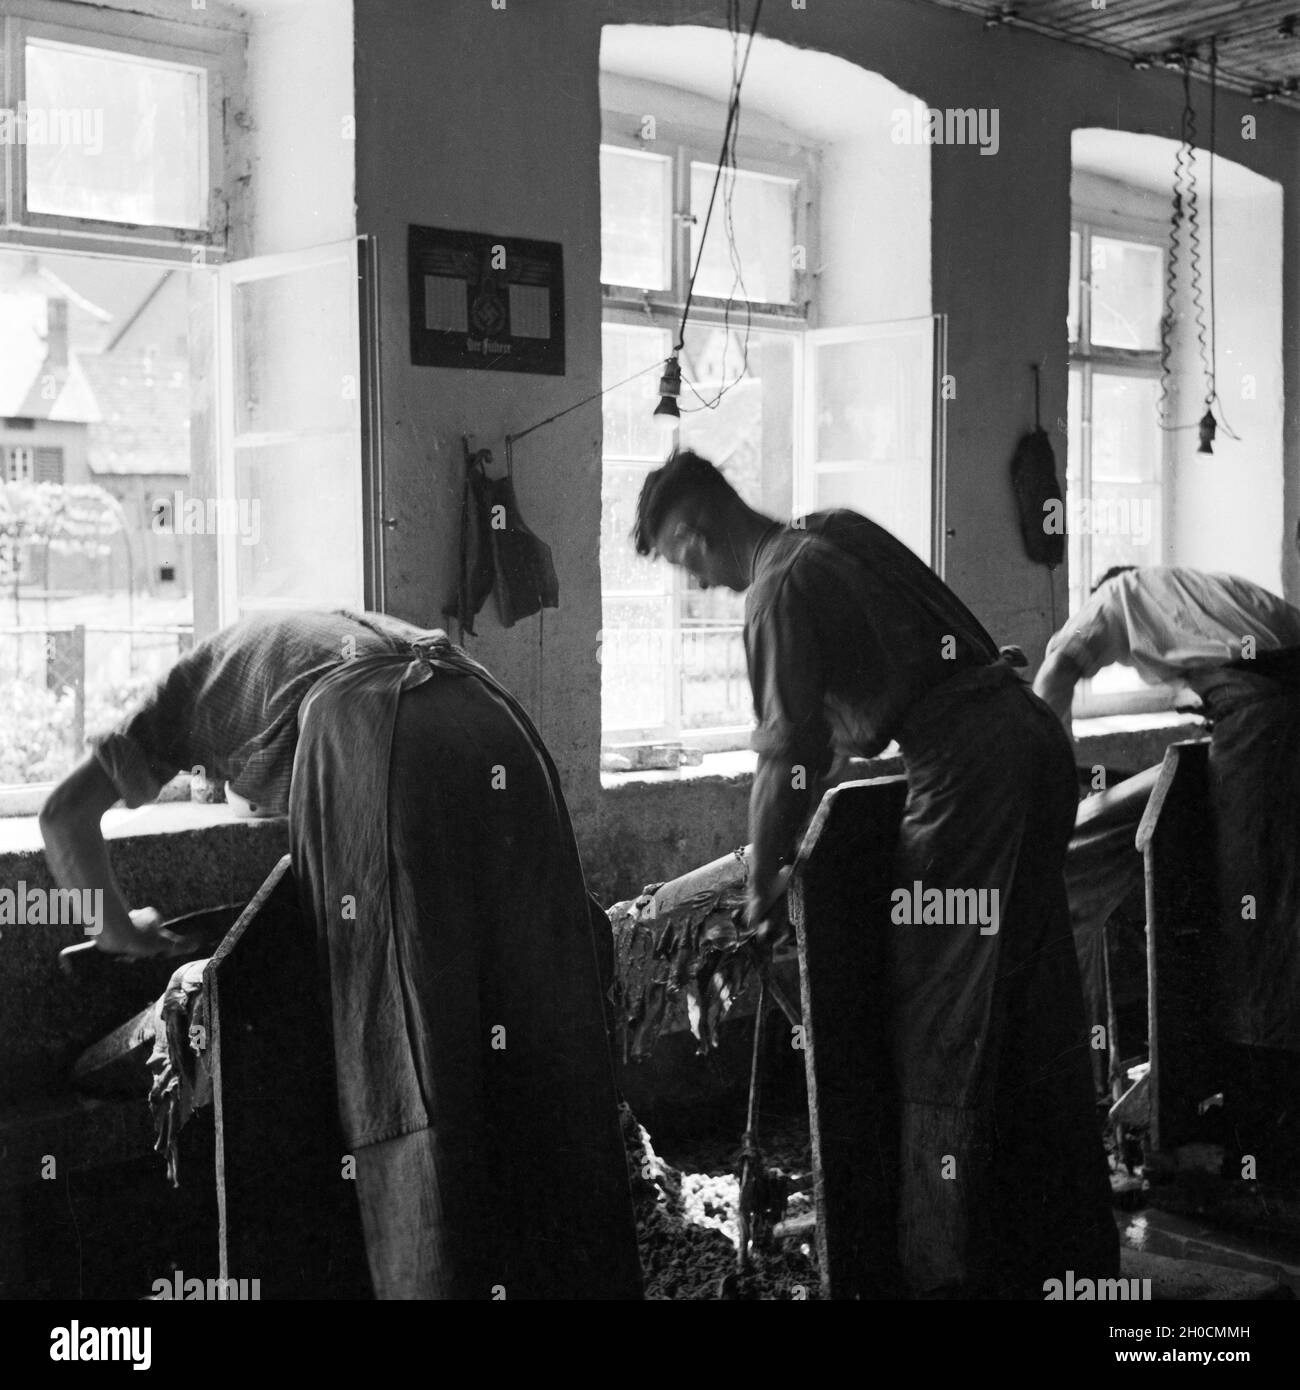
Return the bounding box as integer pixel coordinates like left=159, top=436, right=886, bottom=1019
left=0, top=815, right=289, bottom=1109
left=0, top=801, right=252, bottom=856
left=589, top=715, right=1197, bottom=903
left=1072, top=712, right=1204, bottom=776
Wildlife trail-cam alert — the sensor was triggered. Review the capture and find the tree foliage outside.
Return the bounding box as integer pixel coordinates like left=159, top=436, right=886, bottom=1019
left=0, top=481, right=122, bottom=621
left=0, top=674, right=155, bottom=786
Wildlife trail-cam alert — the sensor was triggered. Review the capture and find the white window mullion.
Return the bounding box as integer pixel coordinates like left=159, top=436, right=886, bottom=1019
left=212, top=259, right=239, bottom=623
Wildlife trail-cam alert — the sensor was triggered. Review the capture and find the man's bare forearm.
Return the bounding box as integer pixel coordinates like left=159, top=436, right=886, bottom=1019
left=1033, top=650, right=1084, bottom=728
left=748, top=749, right=819, bottom=916
left=40, top=757, right=135, bottom=947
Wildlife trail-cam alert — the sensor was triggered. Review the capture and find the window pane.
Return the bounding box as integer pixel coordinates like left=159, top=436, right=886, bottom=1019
left=1089, top=237, right=1162, bottom=350
left=228, top=248, right=364, bottom=614
left=601, top=321, right=672, bottom=736
left=600, top=146, right=671, bottom=291
left=599, top=323, right=796, bottom=741
left=601, top=597, right=670, bottom=732
left=234, top=438, right=362, bottom=610
left=1068, top=369, right=1163, bottom=618
left=601, top=463, right=659, bottom=593
left=690, top=164, right=796, bottom=304
left=678, top=326, right=794, bottom=731
left=809, top=325, right=933, bottom=561
left=1068, top=230, right=1080, bottom=344
left=1090, top=373, right=1161, bottom=482
left=0, top=247, right=196, bottom=787
left=25, top=40, right=207, bottom=229
left=233, top=268, right=357, bottom=436
left=678, top=326, right=794, bottom=511
left=601, top=322, right=670, bottom=461
left=679, top=620, right=750, bottom=730
left=1085, top=482, right=1161, bottom=574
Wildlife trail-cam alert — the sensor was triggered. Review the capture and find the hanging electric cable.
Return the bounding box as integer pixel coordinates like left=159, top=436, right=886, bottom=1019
left=673, top=0, right=764, bottom=415
left=1158, top=58, right=1199, bottom=435
left=709, top=0, right=757, bottom=408
left=1157, top=46, right=1239, bottom=452
left=1204, top=38, right=1241, bottom=447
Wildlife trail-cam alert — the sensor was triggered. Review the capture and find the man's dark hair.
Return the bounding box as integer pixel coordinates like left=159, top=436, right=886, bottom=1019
left=632, top=449, right=741, bottom=556
left=1090, top=564, right=1138, bottom=596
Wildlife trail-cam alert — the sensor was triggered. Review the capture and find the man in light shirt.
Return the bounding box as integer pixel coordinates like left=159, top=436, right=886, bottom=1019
left=1035, top=566, right=1300, bottom=1164
left=1035, top=565, right=1300, bottom=719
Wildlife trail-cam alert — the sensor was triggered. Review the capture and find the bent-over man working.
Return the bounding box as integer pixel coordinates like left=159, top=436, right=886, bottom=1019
left=40, top=609, right=642, bottom=1300
left=633, top=449, right=1116, bottom=1299
left=1036, top=566, right=1300, bottom=1159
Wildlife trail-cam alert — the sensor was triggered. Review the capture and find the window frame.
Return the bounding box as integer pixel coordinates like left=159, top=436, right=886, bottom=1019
left=5, top=442, right=33, bottom=481
left=599, top=114, right=814, bottom=751
left=210, top=237, right=375, bottom=627
left=600, top=114, right=815, bottom=323
left=0, top=0, right=243, bottom=262
left=1068, top=210, right=1174, bottom=717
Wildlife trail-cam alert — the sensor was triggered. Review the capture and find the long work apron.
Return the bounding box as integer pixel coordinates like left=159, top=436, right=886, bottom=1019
left=889, top=663, right=1117, bottom=1297
left=1201, top=665, right=1300, bottom=1053
left=288, top=633, right=643, bottom=1299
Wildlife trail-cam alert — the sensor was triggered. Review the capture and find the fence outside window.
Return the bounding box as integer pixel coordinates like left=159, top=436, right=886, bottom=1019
left=0, top=624, right=191, bottom=790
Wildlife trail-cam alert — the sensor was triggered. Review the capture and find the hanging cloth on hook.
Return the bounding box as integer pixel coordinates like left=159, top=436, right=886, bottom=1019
left=443, top=448, right=497, bottom=637
left=1010, top=366, right=1064, bottom=569
left=443, top=446, right=561, bottom=633
left=484, top=469, right=560, bottom=628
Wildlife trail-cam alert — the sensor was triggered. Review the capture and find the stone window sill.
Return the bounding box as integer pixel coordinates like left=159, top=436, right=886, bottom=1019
left=0, top=802, right=279, bottom=857
left=599, top=712, right=1201, bottom=791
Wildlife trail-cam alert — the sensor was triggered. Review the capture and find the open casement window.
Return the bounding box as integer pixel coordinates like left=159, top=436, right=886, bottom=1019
left=599, top=315, right=946, bottom=752
left=598, top=116, right=813, bottom=752
left=198, top=238, right=381, bottom=630
left=798, top=318, right=945, bottom=571
left=0, top=3, right=240, bottom=261
left=1068, top=219, right=1172, bottom=716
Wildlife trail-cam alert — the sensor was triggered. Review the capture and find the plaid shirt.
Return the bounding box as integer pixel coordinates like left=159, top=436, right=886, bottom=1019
left=93, top=610, right=437, bottom=813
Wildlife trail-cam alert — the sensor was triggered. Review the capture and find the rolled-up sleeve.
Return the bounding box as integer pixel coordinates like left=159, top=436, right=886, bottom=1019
left=746, top=570, right=832, bottom=762
left=90, top=659, right=202, bottom=808
left=1045, top=584, right=1126, bottom=680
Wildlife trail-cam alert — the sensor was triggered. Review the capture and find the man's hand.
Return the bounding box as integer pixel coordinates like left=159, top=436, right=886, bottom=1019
left=94, top=906, right=190, bottom=960
left=746, top=865, right=793, bottom=950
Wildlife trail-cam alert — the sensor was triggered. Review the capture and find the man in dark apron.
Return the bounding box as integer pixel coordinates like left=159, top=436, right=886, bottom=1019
left=634, top=449, right=1116, bottom=1298
left=1036, top=566, right=1300, bottom=1162
left=39, top=610, right=642, bottom=1300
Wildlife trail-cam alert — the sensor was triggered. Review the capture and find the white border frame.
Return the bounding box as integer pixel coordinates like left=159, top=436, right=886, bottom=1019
left=0, top=0, right=243, bottom=260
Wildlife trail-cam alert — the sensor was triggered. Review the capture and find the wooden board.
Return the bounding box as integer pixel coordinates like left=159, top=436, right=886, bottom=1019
left=206, top=855, right=369, bottom=1298
left=1136, top=739, right=1224, bottom=1154
left=70, top=1004, right=156, bottom=1098
left=789, top=775, right=909, bottom=1300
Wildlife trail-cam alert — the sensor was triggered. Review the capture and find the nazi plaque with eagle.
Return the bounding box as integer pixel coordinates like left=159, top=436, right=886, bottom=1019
left=407, top=225, right=565, bottom=374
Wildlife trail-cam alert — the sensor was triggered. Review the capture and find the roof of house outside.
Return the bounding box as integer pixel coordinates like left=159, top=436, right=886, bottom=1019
left=0, top=253, right=190, bottom=475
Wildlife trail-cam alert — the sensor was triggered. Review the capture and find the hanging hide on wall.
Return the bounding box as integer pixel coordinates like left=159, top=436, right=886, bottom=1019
left=1010, top=425, right=1065, bottom=569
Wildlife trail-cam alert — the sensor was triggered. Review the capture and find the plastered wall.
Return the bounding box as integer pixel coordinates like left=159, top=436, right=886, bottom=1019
left=352, top=0, right=1300, bottom=893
